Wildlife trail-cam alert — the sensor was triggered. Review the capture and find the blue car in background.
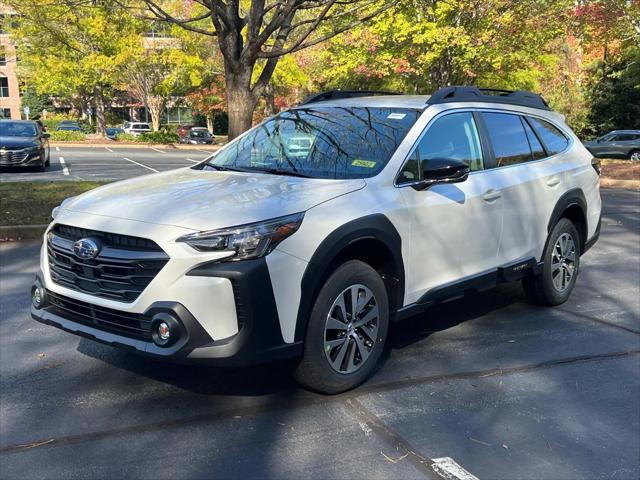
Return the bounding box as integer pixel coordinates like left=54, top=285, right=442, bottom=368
left=106, top=127, right=124, bottom=140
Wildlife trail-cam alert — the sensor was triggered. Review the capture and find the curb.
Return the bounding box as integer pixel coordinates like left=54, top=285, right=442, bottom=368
left=49, top=142, right=221, bottom=150
left=0, top=224, right=47, bottom=243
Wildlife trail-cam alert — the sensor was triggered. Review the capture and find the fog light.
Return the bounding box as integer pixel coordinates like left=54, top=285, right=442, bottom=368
left=151, top=313, right=180, bottom=347
left=158, top=322, right=171, bottom=341
left=31, top=286, right=46, bottom=309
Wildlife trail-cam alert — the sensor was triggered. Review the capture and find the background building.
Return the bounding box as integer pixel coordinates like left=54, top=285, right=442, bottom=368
left=0, top=4, right=20, bottom=119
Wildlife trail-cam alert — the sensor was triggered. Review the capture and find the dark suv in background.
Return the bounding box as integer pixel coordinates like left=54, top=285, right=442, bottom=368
left=0, top=119, right=50, bottom=171
left=583, top=130, right=640, bottom=161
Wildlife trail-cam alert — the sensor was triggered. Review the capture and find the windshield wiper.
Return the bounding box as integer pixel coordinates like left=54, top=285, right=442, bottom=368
left=253, top=168, right=313, bottom=178
left=202, top=164, right=252, bottom=173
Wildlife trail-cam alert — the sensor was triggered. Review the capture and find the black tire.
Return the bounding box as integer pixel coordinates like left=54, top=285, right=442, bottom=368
left=294, top=260, right=389, bottom=394
left=35, top=155, right=46, bottom=172
left=523, top=218, right=581, bottom=306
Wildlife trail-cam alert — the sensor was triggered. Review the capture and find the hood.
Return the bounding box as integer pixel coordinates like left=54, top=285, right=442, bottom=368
left=0, top=136, right=39, bottom=149
left=63, top=168, right=365, bottom=231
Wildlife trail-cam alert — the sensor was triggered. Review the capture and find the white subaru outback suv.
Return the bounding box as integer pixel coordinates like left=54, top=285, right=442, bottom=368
left=32, top=87, right=602, bottom=393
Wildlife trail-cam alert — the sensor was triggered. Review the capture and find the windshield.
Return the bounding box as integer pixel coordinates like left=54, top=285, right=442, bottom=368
left=190, top=130, right=211, bottom=138
left=203, top=106, right=421, bottom=179
left=0, top=122, right=38, bottom=137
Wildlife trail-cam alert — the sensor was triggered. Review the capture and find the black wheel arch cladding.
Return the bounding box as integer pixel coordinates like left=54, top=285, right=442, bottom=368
left=294, top=213, right=404, bottom=343
left=547, top=188, right=588, bottom=252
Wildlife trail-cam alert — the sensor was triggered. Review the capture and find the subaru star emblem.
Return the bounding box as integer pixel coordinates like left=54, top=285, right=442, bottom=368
left=73, top=238, right=100, bottom=259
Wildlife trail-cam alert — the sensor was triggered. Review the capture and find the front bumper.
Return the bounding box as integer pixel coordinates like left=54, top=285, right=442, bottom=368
left=0, top=149, right=42, bottom=167
left=34, top=216, right=303, bottom=366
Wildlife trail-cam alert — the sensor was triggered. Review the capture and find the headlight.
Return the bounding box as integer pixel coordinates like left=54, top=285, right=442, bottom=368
left=51, top=196, right=75, bottom=219
left=177, top=212, right=304, bottom=261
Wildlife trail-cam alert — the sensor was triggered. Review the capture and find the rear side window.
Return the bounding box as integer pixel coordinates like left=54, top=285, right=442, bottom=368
left=528, top=117, right=569, bottom=155
left=522, top=119, right=546, bottom=160
left=481, top=112, right=532, bottom=167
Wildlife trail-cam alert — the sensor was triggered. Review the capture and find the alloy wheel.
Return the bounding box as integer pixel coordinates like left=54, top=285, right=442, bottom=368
left=323, top=284, right=379, bottom=374
left=631, top=151, right=640, bottom=162
left=551, top=233, right=576, bottom=292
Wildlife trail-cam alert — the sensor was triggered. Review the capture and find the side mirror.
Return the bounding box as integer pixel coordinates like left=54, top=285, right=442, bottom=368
left=413, top=158, right=470, bottom=190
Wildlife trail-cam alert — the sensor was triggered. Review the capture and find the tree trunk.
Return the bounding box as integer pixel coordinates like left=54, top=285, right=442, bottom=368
left=94, top=85, right=107, bottom=138
left=225, top=68, right=258, bottom=140
left=142, top=94, right=166, bottom=131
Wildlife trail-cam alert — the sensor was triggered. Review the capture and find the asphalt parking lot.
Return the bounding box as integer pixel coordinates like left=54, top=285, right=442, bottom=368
left=0, top=189, right=639, bottom=480
left=0, top=146, right=216, bottom=183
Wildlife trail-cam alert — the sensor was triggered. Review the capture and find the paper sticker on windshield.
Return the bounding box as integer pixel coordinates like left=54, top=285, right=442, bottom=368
left=352, top=159, right=377, bottom=168
left=387, top=113, right=406, bottom=120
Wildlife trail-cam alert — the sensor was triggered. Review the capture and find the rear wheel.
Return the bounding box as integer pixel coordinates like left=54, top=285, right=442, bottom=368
left=294, top=260, right=389, bottom=394
left=630, top=150, right=640, bottom=162
left=523, top=218, right=580, bottom=306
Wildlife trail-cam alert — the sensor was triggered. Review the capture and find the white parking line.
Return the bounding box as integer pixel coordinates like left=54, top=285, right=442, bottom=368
left=105, top=146, right=114, bottom=152
left=431, top=457, right=479, bottom=480
left=55, top=146, right=60, bottom=152
left=58, top=157, right=70, bottom=176
left=123, top=157, right=159, bottom=173
left=150, top=147, right=166, bottom=154
left=185, top=158, right=201, bottom=163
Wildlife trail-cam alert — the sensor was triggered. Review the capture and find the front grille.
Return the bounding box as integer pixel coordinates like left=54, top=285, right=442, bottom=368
left=47, top=224, right=169, bottom=302
left=0, top=149, right=30, bottom=165
left=46, top=290, right=153, bottom=340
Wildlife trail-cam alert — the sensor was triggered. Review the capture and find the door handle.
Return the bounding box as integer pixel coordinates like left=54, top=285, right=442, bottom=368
left=546, top=176, right=561, bottom=187
left=482, top=189, right=502, bottom=203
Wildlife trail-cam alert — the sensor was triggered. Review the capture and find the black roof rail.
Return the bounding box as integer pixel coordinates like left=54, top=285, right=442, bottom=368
left=427, top=86, right=551, bottom=111
left=299, top=90, right=401, bottom=106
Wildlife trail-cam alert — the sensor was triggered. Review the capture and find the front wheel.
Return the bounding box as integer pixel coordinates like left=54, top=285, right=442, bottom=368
left=294, top=260, right=389, bottom=394
left=523, top=218, right=581, bottom=306
left=630, top=150, right=640, bottom=162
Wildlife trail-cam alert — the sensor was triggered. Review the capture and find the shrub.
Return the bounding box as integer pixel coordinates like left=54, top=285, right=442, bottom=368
left=138, top=130, right=180, bottom=144
left=78, top=119, right=95, bottom=134
left=49, top=130, right=86, bottom=141
left=114, top=132, right=139, bottom=142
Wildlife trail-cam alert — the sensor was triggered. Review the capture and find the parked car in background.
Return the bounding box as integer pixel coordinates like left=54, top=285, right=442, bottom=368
left=583, top=130, right=640, bottom=161
left=122, top=122, right=152, bottom=137
left=56, top=123, right=83, bottom=132
left=106, top=127, right=125, bottom=140
left=34, top=87, right=602, bottom=393
left=180, top=127, right=215, bottom=145
left=177, top=124, right=195, bottom=140
left=0, top=119, right=50, bottom=171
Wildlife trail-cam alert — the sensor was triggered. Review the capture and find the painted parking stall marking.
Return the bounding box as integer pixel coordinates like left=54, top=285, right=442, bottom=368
left=58, top=157, right=70, bottom=176
left=123, top=157, right=159, bottom=173
left=431, top=458, right=479, bottom=480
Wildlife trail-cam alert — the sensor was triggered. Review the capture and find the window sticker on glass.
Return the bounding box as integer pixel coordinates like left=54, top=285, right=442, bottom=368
left=387, top=113, right=406, bottom=120
left=352, top=159, right=377, bottom=168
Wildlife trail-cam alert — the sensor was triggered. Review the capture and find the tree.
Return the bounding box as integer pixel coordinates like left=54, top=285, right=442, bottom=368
left=134, top=0, right=393, bottom=138
left=311, top=0, right=572, bottom=94
left=19, top=88, right=53, bottom=119
left=6, top=0, right=139, bottom=136
left=186, top=82, right=226, bottom=132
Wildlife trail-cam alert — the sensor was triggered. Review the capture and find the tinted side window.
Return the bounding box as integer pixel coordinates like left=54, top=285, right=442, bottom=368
left=528, top=117, right=569, bottom=155
left=522, top=118, right=546, bottom=160
left=481, top=112, right=532, bottom=167
left=615, top=134, right=637, bottom=141
left=398, top=112, right=483, bottom=183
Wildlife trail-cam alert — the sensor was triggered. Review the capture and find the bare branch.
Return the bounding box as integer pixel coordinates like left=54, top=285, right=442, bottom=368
left=257, top=1, right=394, bottom=58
